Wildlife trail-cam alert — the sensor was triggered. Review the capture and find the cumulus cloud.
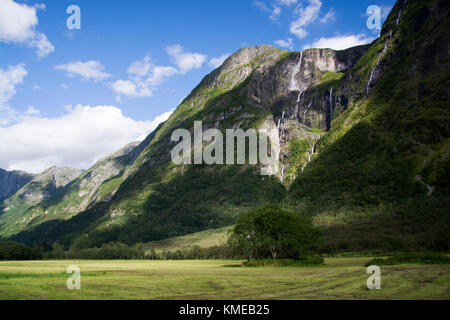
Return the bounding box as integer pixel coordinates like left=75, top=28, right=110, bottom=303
left=304, top=34, right=374, bottom=51
left=290, top=0, right=322, bottom=39
left=0, top=0, right=54, bottom=57
left=55, top=60, right=112, bottom=82
left=166, top=44, right=207, bottom=74
left=110, top=55, right=178, bottom=99
left=274, top=38, right=293, bottom=50
left=0, top=105, right=174, bottom=173
left=127, top=55, right=152, bottom=77
left=110, top=79, right=152, bottom=98
left=209, top=53, right=231, bottom=69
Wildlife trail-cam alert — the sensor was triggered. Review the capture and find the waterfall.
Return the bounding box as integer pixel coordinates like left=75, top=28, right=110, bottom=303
left=396, top=9, right=402, bottom=25
left=282, top=111, right=285, bottom=119
left=306, top=135, right=320, bottom=165
left=280, top=165, right=285, bottom=183
left=366, top=35, right=391, bottom=95
left=415, top=175, right=435, bottom=196
left=329, top=88, right=334, bottom=122
left=289, top=51, right=303, bottom=91
left=277, top=119, right=281, bottom=129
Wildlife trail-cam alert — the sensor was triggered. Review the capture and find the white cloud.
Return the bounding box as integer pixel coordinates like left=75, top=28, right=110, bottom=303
left=110, top=79, right=152, bottom=98
left=0, top=105, right=173, bottom=173
left=147, top=66, right=178, bottom=86
left=277, top=0, right=297, bottom=6
left=110, top=56, right=178, bottom=99
left=290, top=0, right=322, bottom=39
left=255, top=0, right=298, bottom=22
left=274, top=38, right=293, bottom=50
left=0, top=105, right=19, bottom=127
left=269, top=6, right=282, bottom=21
left=166, top=44, right=207, bottom=74
left=0, top=63, right=27, bottom=106
left=25, top=106, right=40, bottom=115
left=34, top=3, right=46, bottom=10
left=0, top=63, right=28, bottom=126
left=0, top=0, right=54, bottom=57
left=60, top=84, right=70, bottom=89
left=209, top=53, right=231, bottom=69
left=55, top=60, right=111, bottom=82
left=253, top=1, right=270, bottom=12
left=127, top=55, right=151, bottom=77
left=320, top=8, right=335, bottom=23
left=28, top=33, right=54, bottom=57
left=304, top=34, right=374, bottom=51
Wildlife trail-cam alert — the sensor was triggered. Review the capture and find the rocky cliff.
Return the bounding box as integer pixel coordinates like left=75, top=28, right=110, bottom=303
left=0, top=138, right=153, bottom=238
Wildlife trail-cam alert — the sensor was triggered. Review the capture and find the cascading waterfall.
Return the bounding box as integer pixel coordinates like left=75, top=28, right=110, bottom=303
left=280, top=51, right=305, bottom=182
left=396, top=9, right=402, bottom=25
left=305, top=135, right=320, bottom=168
left=366, top=34, right=391, bottom=95
left=289, top=51, right=303, bottom=91
left=329, top=88, right=334, bottom=123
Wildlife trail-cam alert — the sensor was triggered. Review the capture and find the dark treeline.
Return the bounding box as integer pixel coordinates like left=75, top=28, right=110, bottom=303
left=0, top=240, right=236, bottom=260
left=0, top=241, right=44, bottom=260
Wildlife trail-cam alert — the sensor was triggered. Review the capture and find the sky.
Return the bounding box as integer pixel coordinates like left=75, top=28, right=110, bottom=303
left=0, top=0, right=396, bottom=173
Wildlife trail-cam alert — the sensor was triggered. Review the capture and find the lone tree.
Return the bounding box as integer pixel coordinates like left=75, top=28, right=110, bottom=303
left=228, top=205, right=321, bottom=261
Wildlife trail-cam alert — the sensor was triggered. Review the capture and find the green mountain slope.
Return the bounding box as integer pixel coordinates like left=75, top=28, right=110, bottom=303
left=288, top=0, right=450, bottom=251
left=2, top=0, right=448, bottom=252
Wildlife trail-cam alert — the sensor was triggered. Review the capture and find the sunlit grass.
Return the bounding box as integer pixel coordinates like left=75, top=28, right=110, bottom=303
left=0, top=257, right=448, bottom=300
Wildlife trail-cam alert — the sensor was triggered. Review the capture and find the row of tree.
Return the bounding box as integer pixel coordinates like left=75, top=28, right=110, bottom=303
left=1, top=206, right=322, bottom=261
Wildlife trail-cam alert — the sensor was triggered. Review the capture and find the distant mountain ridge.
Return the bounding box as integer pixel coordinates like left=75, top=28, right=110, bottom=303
left=0, top=169, right=34, bottom=202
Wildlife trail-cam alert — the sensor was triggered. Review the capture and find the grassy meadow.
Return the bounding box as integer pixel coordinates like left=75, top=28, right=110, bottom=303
left=0, top=257, right=449, bottom=300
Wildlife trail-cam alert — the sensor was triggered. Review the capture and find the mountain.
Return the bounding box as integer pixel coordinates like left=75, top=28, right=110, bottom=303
left=0, top=169, right=34, bottom=202
left=1, top=0, right=448, bottom=251
left=0, top=166, right=84, bottom=237
left=0, top=136, right=155, bottom=239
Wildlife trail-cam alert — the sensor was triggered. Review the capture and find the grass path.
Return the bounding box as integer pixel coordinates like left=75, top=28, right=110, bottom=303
left=0, top=257, right=449, bottom=300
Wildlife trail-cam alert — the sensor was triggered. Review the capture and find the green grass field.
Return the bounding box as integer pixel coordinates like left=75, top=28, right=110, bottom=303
left=0, top=257, right=449, bottom=300
left=145, top=226, right=231, bottom=253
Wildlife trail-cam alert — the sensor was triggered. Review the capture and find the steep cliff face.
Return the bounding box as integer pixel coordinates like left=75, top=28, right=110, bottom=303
left=0, top=169, right=34, bottom=202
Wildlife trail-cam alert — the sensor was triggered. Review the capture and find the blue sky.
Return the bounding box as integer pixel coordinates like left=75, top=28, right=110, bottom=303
left=0, top=0, right=396, bottom=173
